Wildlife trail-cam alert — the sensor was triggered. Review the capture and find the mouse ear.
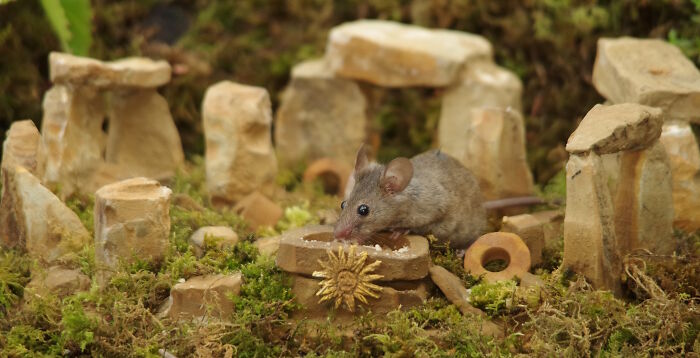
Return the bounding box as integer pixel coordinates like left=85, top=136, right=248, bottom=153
left=380, top=157, right=413, bottom=195
left=354, top=144, right=370, bottom=175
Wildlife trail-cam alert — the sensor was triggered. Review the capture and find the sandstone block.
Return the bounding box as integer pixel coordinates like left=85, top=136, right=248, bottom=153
left=326, top=20, right=492, bottom=87
left=659, top=120, right=700, bottom=231
left=592, top=37, right=700, bottom=123
left=1, top=120, right=45, bottom=179
left=464, top=232, right=531, bottom=283
left=290, top=274, right=428, bottom=320
left=302, top=158, right=353, bottom=196
left=501, top=210, right=564, bottom=266
left=189, top=226, right=239, bottom=257
left=438, top=62, right=522, bottom=158
left=41, top=85, right=106, bottom=198
left=562, top=153, right=621, bottom=295
left=50, top=52, right=171, bottom=88
left=232, top=191, right=283, bottom=231
left=447, top=107, right=534, bottom=200
left=94, top=177, right=171, bottom=285
left=168, top=273, right=242, bottom=319
left=202, top=81, right=278, bottom=206
left=566, top=103, right=663, bottom=154
left=275, top=225, right=430, bottom=281
left=275, top=59, right=367, bottom=169
left=26, top=266, right=91, bottom=298
left=105, top=89, right=184, bottom=180
left=0, top=166, right=91, bottom=263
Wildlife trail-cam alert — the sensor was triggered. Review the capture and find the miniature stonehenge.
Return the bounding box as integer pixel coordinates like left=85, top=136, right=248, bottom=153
left=42, top=52, right=184, bottom=198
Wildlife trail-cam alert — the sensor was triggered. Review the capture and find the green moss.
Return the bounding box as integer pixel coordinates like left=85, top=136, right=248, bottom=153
left=430, top=242, right=480, bottom=288
left=65, top=193, right=95, bottom=234
left=0, top=250, right=31, bottom=318
left=469, top=280, right=517, bottom=317
left=541, top=168, right=566, bottom=204
left=59, top=295, right=97, bottom=352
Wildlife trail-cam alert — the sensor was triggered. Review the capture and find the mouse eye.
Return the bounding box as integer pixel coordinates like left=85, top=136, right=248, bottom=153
left=340, top=200, right=347, bottom=210
left=357, top=204, right=369, bottom=216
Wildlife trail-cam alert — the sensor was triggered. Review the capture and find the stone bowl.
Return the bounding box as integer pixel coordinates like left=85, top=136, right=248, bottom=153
left=275, top=225, right=430, bottom=281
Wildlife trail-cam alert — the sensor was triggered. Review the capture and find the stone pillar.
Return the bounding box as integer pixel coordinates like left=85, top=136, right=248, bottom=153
left=562, top=103, right=673, bottom=295
left=94, top=177, right=171, bottom=285
left=563, top=153, right=620, bottom=294
left=105, top=89, right=184, bottom=180
left=447, top=107, right=534, bottom=200
left=438, top=61, right=523, bottom=158
left=41, top=84, right=106, bottom=197
left=275, top=59, right=367, bottom=169
left=202, top=81, right=278, bottom=206
left=1, top=120, right=45, bottom=180
left=437, top=60, right=531, bottom=201
left=659, top=121, right=700, bottom=231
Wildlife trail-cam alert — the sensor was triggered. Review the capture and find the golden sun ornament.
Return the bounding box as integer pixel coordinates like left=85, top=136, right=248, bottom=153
left=312, top=245, right=384, bottom=312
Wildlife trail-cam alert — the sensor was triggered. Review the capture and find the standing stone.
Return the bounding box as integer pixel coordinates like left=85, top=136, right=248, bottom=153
left=202, top=81, right=278, bottom=206
left=451, top=107, right=534, bottom=200
left=563, top=103, right=675, bottom=295
left=94, top=177, right=171, bottom=285
left=41, top=85, right=106, bottom=197
left=1, top=120, right=45, bottom=179
left=659, top=120, right=700, bottom=231
left=105, top=89, right=184, bottom=180
left=0, top=166, right=90, bottom=263
left=275, top=59, right=367, bottom=169
left=562, top=153, right=621, bottom=295
left=592, top=37, right=700, bottom=123
left=438, top=62, right=522, bottom=158
left=326, top=20, right=492, bottom=87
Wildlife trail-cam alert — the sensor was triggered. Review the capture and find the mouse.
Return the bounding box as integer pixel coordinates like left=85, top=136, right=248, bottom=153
left=334, top=146, right=546, bottom=249
left=334, top=146, right=488, bottom=249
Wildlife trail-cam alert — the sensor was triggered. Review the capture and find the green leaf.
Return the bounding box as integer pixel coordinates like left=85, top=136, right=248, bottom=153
left=61, top=0, right=92, bottom=55
left=39, top=0, right=92, bottom=55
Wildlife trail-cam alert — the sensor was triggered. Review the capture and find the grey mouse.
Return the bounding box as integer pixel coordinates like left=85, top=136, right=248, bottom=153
left=334, top=146, right=545, bottom=248
left=334, top=146, right=488, bottom=249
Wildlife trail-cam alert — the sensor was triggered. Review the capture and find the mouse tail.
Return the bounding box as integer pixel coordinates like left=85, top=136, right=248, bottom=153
left=482, top=196, right=545, bottom=210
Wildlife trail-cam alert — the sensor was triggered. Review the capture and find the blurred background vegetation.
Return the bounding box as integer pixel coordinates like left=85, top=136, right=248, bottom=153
left=1, top=0, right=699, bottom=184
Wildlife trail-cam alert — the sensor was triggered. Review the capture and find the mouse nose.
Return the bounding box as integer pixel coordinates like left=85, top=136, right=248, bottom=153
left=334, top=226, right=352, bottom=239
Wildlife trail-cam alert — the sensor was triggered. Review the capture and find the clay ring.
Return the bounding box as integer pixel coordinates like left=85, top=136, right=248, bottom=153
left=464, top=232, right=531, bottom=283
left=302, top=158, right=352, bottom=196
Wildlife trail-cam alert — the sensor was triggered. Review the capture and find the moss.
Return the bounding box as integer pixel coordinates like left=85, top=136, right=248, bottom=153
left=0, top=250, right=31, bottom=318
left=429, top=242, right=480, bottom=288
left=469, top=280, right=517, bottom=317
